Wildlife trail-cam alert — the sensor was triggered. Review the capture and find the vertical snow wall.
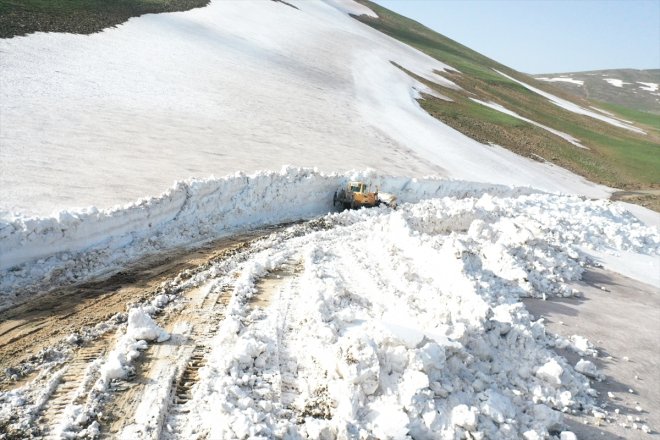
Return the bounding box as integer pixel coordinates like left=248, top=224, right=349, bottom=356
left=0, top=168, right=539, bottom=297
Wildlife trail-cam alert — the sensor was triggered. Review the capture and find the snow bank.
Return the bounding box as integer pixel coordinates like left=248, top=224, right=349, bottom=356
left=495, top=70, right=646, bottom=135
left=0, top=168, right=541, bottom=300
left=166, top=192, right=660, bottom=439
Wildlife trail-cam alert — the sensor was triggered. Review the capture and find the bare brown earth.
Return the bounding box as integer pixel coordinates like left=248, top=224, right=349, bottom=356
left=0, top=223, right=310, bottom=438
left=0, top=229, right=272, bottom=391
left=525, top=268, right=660, bottom=439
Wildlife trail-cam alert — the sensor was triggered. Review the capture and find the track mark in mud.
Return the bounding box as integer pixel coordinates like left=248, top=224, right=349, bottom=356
left=251, top=262, right=302, bottom=309
left=0, top=228, right=279, bottom=390
left=167, top=286, right=232, bottom=417
left=37, top=332, right=115, bottom=436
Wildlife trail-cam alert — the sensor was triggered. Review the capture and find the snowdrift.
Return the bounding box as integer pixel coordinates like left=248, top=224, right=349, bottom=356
left=0, top=168, right=542, bottom=300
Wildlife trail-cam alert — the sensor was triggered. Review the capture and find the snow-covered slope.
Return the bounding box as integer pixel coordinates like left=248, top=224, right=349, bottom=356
left=0, top=0, right=611, bottom=217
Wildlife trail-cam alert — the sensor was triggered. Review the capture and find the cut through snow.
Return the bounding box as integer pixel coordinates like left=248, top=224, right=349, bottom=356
left=1, top=182, right=659, bottom=438
left=494, top=70, right=646, bottom=135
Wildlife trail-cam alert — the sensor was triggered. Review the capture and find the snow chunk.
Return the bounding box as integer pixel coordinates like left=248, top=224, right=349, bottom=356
left=451, top=404, right=478, bottom=430
left=575, top=359, right=602, bottom=380
left=536, top=358, right=564, bottom=386
left=126, top=308, right=170, bottom=342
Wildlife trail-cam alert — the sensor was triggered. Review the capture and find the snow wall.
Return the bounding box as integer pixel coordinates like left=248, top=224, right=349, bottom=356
left=0, top=168, right=539, bottom=297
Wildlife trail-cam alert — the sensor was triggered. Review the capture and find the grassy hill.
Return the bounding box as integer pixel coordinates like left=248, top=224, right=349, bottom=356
left=0, top=0, right=208, bottom=38
left=533, top=69, right=660, bottom=115
left=355, top=0, right=659, bottom=210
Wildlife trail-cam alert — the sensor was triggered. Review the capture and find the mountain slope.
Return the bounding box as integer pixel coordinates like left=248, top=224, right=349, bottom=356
left=355, top=1, right=659, bottom=209
left=1, top=0, right=622, bottom=218
left=534, top=69, right=660, bottom=116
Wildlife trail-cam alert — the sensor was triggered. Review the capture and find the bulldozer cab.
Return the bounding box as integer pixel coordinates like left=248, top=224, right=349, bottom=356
left=348, top=181, right=367, bottom=193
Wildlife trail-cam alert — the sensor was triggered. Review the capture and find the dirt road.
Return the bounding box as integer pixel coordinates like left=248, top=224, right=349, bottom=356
left=0, top=225, right=291, bottom=438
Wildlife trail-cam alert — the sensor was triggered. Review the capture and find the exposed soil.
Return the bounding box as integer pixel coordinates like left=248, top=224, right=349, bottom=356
left=0, top=229, right=271, bottom=390
left=525, top=268, right=660, bottom=439
left=611, top=189, right=660, bottom=212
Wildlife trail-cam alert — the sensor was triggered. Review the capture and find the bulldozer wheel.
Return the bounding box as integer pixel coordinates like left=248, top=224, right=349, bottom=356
left=343, top=202, right=351, bottom=210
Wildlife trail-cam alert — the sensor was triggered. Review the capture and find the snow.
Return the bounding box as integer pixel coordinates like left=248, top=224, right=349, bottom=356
left=603, top=78, right=631, bottom=88
left=470, top=98, right=586, bottom=148
left=575, top=359, right=602, bottom=380
left=126, top=308, right=170, bottom=343
left=0, top=0, right=613, bottom=218
left=0, top=1, right=659, bottom=436
left=637, top=82, right=659, bottom=92
left=2, top=185, right=659, bottom=437
left=3, top=168, right=657, bottom=302
left=494, top=70, right=646, bottom=135
left=536, top=77, right=584, bottom=86
left=582, top=248, right=660, bottom=288
left=158, top=195, right=649, bottom=439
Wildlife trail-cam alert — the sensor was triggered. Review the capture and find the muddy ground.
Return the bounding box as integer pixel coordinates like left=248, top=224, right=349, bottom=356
left=0, top=229, right=269, bottom=391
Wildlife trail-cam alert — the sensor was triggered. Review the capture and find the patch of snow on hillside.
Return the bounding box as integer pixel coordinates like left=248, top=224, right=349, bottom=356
left=537, top=77, right=584, bottom=86
left=494, top=70, right=646, bottom=135
left=637, top=82, right=659, bottom=92
left=603, top=78, right=631, bottom=88
left=324, top=0, right=377, bottom=17
left=470, top=99, right=585, bottom=148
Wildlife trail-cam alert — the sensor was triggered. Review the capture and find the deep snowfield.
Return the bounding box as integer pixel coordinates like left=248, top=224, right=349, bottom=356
left=0, top=0, right=614, bottom=217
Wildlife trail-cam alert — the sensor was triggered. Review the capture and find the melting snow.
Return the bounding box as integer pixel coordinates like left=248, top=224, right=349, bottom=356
left=470, top=98, right=586, bottom=148
left=637, top=81, right=659, bottom=92
left=603, top=78, right=631, bottom=88
left=494, top=70, right=646, bottom=135
left=537, top=77, right=584, bottom=86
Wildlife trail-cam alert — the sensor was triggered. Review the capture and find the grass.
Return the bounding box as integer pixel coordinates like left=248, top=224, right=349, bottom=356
left=591, top=101, right=660, bottom=131
left=355, top=0, right=660, bottom=209
left=0, top=0, right=209, bottom=38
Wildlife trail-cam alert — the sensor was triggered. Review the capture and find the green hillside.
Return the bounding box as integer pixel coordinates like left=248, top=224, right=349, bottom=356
left=355, top=0, right=660, bottom=210
left=0, top=0, right=208, bottom=38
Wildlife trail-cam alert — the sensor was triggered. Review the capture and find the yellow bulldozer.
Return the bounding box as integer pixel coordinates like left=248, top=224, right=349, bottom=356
left=333, top=181, right=397, bottom=210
